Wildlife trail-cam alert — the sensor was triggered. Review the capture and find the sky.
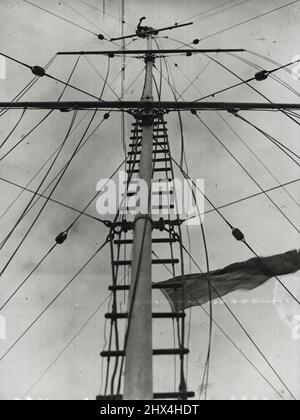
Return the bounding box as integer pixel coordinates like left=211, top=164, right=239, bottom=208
left=0, top=0, right=299, bottom=400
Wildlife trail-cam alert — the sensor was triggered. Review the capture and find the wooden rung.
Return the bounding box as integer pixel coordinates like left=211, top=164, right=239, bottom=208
left=109, top=282, right=182, bottom=291
left=126, top=167, right=171, bottom=174
left=130, top=135, right=166, bottom=140
left=97, top=391, right=195, bottom=400
left=129, top=142, right=168, bottom=148
left=101, top=348, right=189, bottom=357
left=153, top=158, right=171, bottom=163
left=127, top=158, right=171, bottom=165
left=153, top=167, right=172, bottom=172
left=131, top=128, right=168, bottom=133
left=152, top=204, right=175, bottom=210
left=105, top=312, right=185, bottom=319
left=128, top=150, right=168, bottom=155
left=114, top=237, right=177, bottom=245
left=114, top=259, right=179, bottom=266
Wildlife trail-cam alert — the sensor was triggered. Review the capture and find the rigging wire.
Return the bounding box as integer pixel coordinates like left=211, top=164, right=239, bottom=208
left=164, top=35, right=300, bottom=131
left=6, top=113, right=108, bottom=229
left=0, top=55, right=56, bottom=118
left=226, top=52, right=300, bottom=99
left=0, top=155, right=128, bottom=312
left=0, top=177, right=101, bottom=226
left=0, top=55, right=88, bottom=162
left=198, top=0, right=300, bottom=42
left=191, top=59, right=300, bottom=103
left=0, top=60, right=113, bottom=298
left=22, top=0, right=119, bottom=45
left=59, top=0, right=103, bottom=32
left=0, top=56, right=82, bottom=251
left=231, top=112, right=300, bottom=164
left=246, top=49, right=299, bottom=77
left=0, top=237, right=111, bottom=362
left=76, top=0, right=134, bottom=28
left=1, top=58, right=145, bottom=232
left=0, top=46, right=141, bottom=226
left=177, top=0, right=248, bottom=24
left=0, top=52, right=120, bottom=113
left=0, top=56, right=112, bottom=274
left=0, top=108, right=27, bottom=150
left=0, top=55, right=57, bottom=119
left=201, top=178, right=300, bottom=218
left=193, top=113, right=300, bottom=234
left=169, top=57, right=299, bottom=208
left=0, top=112, right=93, bottom=222
left=0, top=110, right=79, bottom=276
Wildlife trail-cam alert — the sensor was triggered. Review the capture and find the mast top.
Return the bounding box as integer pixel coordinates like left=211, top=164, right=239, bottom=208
left=110, top=17, right=193, bottom=41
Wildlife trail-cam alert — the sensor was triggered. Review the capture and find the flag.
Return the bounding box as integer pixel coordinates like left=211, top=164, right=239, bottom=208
left=158, top=250, right=300, bottom=311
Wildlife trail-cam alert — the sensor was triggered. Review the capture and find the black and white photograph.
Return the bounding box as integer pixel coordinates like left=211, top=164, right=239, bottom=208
left=0, top=0, right=299, bottom=403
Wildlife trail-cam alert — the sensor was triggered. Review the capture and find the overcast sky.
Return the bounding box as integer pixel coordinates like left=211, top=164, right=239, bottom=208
left=0, top=0, right=299, bottom=400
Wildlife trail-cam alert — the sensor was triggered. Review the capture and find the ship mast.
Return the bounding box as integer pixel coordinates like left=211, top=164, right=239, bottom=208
left=123, top=33, right=154, bottom=400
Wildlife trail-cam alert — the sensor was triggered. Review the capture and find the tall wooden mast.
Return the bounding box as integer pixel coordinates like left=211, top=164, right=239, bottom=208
left=123, top=34, right=154, bottom=400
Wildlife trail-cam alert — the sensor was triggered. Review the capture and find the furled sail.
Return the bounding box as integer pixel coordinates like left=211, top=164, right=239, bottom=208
left=158, top=250, right=300, bottom=311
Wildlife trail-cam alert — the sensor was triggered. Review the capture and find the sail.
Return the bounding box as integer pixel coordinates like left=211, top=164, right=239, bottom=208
left=158, top=250, right=300, bottom=311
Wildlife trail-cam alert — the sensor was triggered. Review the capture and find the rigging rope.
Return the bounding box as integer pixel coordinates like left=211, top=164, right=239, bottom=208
left=0, top=56, right=82, bottom=251
left=0, top=110, right=79, bottom=276
left=169, top=57, right=299, bottom=208
left=22, top=0, right=118, bottom=44
left=193, top=113, right=300, bottom=234
left=0, top=237, right=111, bottom=362
left=198, top=1, right=300, bottom=42
left=0, top=108, right=27, bottom=150
left=0, top=155, right=128, bottom=311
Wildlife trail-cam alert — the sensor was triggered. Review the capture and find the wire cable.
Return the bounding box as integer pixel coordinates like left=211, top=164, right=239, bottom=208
left=0, top=108, right=27, bottom=150
left=0, top=155, right=128, bottom=311
left=169, top=57, right=299, bottom=208
left=23, top=0, right=111, bottom=41
left=232, top=112, right=300, bottom=164
left=0, top=110, right=78, bottom=276
left=0, top=56, right=82, bottom=251
left=198, top=1, right=300, bottom=42
left=0, top=237, right=110, bottom=362
left=193, top=113, right=300, bottom=234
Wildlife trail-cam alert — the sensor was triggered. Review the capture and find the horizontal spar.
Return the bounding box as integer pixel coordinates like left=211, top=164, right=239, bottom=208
left=1, top=101, right=300, bottom=111
left=57, top=48, right=245, bottom=56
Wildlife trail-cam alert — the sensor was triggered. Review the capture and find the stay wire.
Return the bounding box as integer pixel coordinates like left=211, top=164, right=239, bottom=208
left=169, top=57, right=299, bottom=208
left=165, top=35, right=300, bottom=141
left=0, top=110, right=79, bottom=276
left=0, top=56, right=82, bottom=251
left=194, top=113, right=300, bottom=234
left=198, top=1, right=300, bottom=43
left=0, top=108, right=27, bottom=150
left=232, top=112, right=300, bottom=164
left=0, top=112, right=93, bottom=222
left=0, top=59, right=113, bottom=303
left=0, top=55, right=81, bottom=162
left=0, top=155, right=128, bottom=313
left=0, top=237, right=110, bottom=362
